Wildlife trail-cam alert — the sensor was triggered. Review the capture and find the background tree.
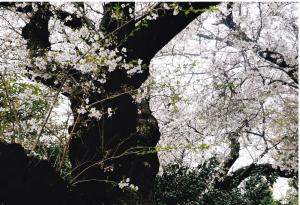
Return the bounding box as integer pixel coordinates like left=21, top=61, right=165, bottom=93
left=148, top=1, right=297, bottom=195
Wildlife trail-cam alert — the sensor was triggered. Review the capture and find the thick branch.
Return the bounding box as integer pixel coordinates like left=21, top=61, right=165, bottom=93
left=123, top=2, right=219, bottom=63
left=21, top=3, right=51, bottom=55
left=0, top=142, right=76, bottom=205
left=215, top=163, right=298, bottom=190
left=100, top=2, right=135, bottom=43
left=216, top=123, right=247, bottom=180
left=222, top=132, right=240, bottom=174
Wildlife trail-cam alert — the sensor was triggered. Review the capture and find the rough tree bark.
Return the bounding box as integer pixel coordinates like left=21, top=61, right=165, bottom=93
left=0, top=2, right=218, bottom=205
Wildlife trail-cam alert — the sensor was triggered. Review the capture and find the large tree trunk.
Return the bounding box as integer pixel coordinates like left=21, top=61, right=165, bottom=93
left=68, top=92, right=160, bottom=204
left=66, top=3, right=219, bottom=203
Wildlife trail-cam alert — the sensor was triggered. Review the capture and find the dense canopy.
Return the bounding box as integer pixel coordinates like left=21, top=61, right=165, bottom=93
left=0, top=2, right=298, bottom=205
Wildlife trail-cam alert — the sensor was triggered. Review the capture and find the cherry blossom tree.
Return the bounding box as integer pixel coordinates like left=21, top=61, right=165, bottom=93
left=0, top=2, right=298, bottom=205
left=0, top=2, right=218, bottom=205
left=150, top=1, right=298, bottom=194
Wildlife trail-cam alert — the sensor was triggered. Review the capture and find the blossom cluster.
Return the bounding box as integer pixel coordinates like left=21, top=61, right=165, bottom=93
left=118, top=178, right=139, bottom=192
